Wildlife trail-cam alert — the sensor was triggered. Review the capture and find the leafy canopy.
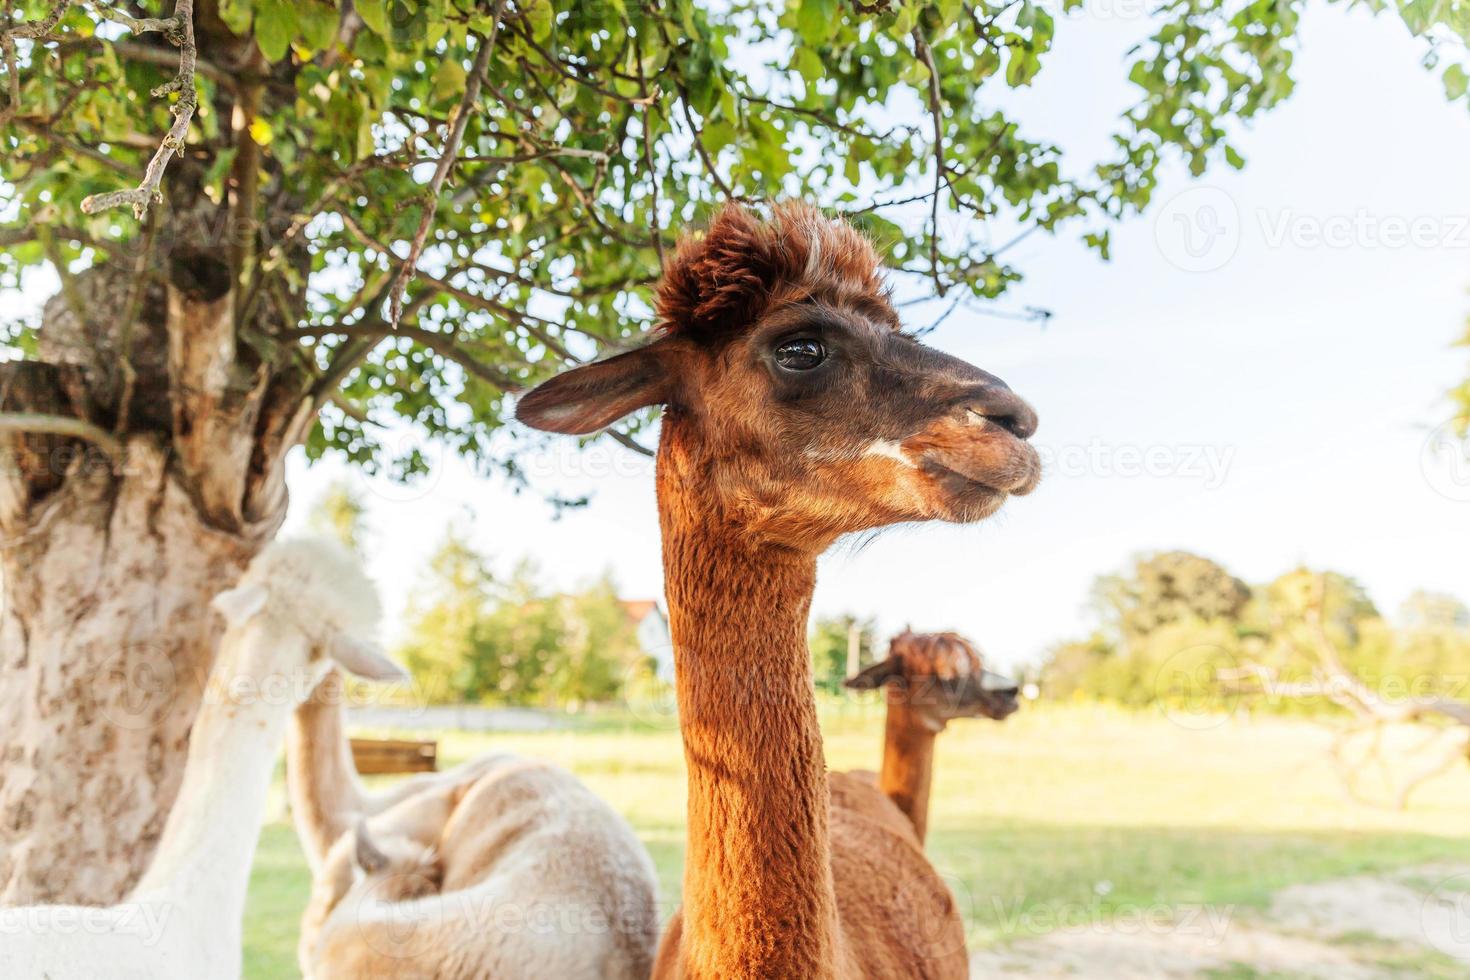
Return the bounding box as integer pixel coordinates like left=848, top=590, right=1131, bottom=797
left=2, top=0, right=1465, bottom=478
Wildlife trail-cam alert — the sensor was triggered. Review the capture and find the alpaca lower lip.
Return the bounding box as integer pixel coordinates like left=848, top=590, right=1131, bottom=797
left=922, top=442, right=1041, bottom=499
left=921, top=462, right=1009, bottom=524
left=928, top=462, right=1007, bottom=498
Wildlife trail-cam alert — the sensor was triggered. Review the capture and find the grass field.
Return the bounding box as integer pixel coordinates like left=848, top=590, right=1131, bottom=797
left=242, top=703, right=1470, bottom=978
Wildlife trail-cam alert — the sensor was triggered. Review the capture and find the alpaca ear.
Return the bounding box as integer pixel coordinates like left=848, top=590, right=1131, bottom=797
left=516, top=343, right=678, bottom=435
left=329, top=634, right=409, bottom=683
left=212, top=584, right=269, bottom=628
left=354, top=820, right=389, bottom=875
left=845, top=657, right=903, bottom=690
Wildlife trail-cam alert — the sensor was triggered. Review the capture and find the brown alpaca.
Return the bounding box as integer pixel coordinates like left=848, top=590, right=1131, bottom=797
left=846, top=631, right=1019, bottom=843
left=517, top=202, right=1040, bottom=979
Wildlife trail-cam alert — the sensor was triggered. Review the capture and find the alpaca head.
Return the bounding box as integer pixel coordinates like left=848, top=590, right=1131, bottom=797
left=297, top=782, right=465, bottom=977
left=349, top=819, right=444, bottom=902
left=209, top=537, right=406, bottom=705
left=516, top=202, right=1040, bottom=552
left=845, top=630, right=1019, bottom=730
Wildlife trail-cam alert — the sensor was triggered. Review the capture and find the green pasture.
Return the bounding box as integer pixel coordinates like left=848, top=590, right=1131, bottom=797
left=243, top=703, right=1470, bottom=978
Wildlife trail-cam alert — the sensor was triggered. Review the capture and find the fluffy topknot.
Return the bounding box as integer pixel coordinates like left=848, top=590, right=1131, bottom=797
left=888, top=631, right=983, bottom=680
left=233, top=536, right=382, bottom=643
left=655, top=202, right=896, bottom=341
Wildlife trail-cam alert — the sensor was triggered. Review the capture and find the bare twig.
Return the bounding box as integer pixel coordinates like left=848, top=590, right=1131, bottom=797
left=79, top=0, right=195, bottom=219
left=388, top=9, right=504, bottom=329
left=1, top=33, right=17, bottom=126
left=677, top=92, right=733, bottom=199
left=633, top=29, right=665, bottom=265
left=603, top=426, right=654, bottom=457
left=912, top=27, right=946, bottom=295
left=84, top=0, right=174, bottom=34
left=2, top=0, right=72, bottom=39
left=0, top=0, right=74, bottom=124
left=1225, top=575, right=1470, bottom=808
left=0, top=411, right=124, bottom=463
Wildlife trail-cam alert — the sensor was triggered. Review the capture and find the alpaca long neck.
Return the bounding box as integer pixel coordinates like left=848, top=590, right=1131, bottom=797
left=131, top=653, right=287, bottom=929
left=658, top=459, right=840, bottom=979
left=879, top=694, right=938, bottom=844
left=287, top=669, right=364, bottom=870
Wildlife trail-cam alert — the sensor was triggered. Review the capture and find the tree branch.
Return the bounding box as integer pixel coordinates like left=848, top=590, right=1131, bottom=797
left=912, top=27, right=946, bottom=295
left=0, top=411, right=123, bottom=463
left=79, top=0, right=196, bottom=219
left=388, top=8, right=504, bottom=329
left=678, top=93, right=734, bottom=198
left=1, top=0, right=72, bottom=39
left=634, top=29, right=665, bottom=266
left=84, top=1, right=174, bottom=34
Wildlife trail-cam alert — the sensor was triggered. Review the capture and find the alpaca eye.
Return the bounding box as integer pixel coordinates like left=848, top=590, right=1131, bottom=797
left=774, top=338, right=826, bottom=371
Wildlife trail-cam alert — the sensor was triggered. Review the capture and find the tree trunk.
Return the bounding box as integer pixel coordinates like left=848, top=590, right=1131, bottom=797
left=0, top=438, right=278, bottom=904
left=0, top=215, right=312, bottom=902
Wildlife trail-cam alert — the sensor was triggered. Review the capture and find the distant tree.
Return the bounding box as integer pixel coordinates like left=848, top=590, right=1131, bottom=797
left=544, top=573, right=642, bottom=709
left=1259, top=567, right=1379, bottom=645
left=399, top=536, right=639, bottom=707
left=307, top=479, right=368, bottom=552
left=1091, top=551, right=1251, bottom=641
left=1399, top=590, right=1470, bottom=632
left=809, top=614, right=877, bottom=694
left=1037, top=634, right=1112, bottom=701
left=463, top=561, right=569, bottom=705
left=398, top=529, right=497, bottom=701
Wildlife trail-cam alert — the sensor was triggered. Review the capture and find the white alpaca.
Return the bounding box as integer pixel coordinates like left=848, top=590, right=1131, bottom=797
left=297, top=753, right=661, bottom=980
left=0, top=537, right=406, bottom=980
left=287, top=667, right=508, bottom=872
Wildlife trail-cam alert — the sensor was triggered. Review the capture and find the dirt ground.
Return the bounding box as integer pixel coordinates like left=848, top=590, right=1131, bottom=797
left=969, top=864, right=1470, bottom=978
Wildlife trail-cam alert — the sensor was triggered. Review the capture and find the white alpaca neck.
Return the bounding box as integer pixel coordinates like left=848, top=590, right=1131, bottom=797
left=131, top=649, right=293, bottom=938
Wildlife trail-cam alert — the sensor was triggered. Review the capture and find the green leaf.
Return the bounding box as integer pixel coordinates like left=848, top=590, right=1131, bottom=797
left=1446, top=63, right=1469, bottom=101
left=296, top=0, right=338, bottom=55
left=525, top=0, right=555, bottom=43
left=793, top=47, right=824, bottom=83
left=1223, top=145, right=1245, bottom=170
left=433, top=59, right=468, bottom=104
left=217, top=0, right=253, bottom=35
left=254, top=0, right=297, bottom=62
left=796, top=0, right=837, bottom=45
left=1006, top=50, right=1039, bottom=88
left=356, top=0, right=390, bottom=36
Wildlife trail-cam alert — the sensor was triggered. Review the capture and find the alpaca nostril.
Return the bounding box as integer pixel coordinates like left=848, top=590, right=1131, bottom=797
left=966, top=394, right=1038, bottom=440
left=989, top=411, right=1032, bottom=440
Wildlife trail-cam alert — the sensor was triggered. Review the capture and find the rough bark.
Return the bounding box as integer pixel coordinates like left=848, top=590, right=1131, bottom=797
left=0, top=437, right=271, bottom=903
left=0, top=235, right=307, bottom=902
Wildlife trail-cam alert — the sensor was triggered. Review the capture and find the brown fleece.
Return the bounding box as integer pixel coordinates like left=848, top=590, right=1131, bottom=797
left=517, top=203, right=1042, bottom=980
left=649, top=431, right=967, bottom=980
left=853, top=631, right=1012, bottom=844
left=878, top=695, right=940, bottom=845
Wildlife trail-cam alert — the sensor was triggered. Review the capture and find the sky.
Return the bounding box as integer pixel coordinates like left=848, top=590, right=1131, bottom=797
left=13, top=2, right=1470, bottom=672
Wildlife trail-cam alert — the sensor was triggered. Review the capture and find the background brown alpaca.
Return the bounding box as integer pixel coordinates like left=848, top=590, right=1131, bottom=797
left=518, top=202, right=1039, bottom=979
left=846, top=630, right=1019, bottom=843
